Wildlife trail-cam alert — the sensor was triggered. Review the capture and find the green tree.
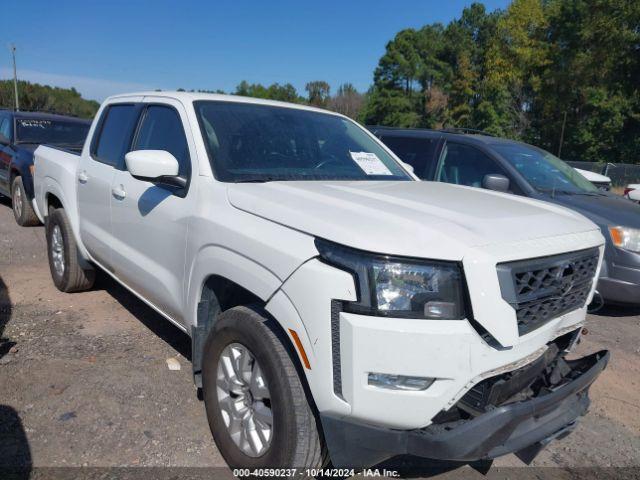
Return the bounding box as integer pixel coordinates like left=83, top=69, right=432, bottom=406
left=362, top=3, right=500, bottom=130
left=484, top=0, right=550, bottom=137
left=235, top=81, right=302, bottom=103
left=532, top=0, right=640, bottom=163
left=305, top=81, right=331, bottom=108
left=375, top=29, right=422, bottom=94
left=360, top=86, right=421, bottom=127
left=0, top=80, right=99, bottom=119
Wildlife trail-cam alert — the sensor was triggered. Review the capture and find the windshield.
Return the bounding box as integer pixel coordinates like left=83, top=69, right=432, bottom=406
left=493, top=143, right=598, bottom=194
left=194, top=101, right=412, bottom=182
left=15, top=118, right=90, bottom=147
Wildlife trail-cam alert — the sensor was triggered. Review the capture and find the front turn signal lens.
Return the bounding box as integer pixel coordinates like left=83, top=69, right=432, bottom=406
left=609, top=226, right=640, bottom=253
left=288, top=329, right=311, bottom=370
left=609, top=226, right=623, bottom=246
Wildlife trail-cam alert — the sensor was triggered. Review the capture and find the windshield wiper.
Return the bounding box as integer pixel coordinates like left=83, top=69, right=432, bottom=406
left=539, top=188, right=600, bottom=197
left=234, top=176, right=280, bottom=183
left=557, top=190, right=603, bottom=197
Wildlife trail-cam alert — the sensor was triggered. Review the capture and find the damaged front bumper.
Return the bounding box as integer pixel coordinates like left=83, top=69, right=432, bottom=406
left=321, top=349, right=609, bottom=468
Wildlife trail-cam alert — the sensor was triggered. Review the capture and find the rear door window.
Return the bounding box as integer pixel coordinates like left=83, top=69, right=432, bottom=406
left=92, top=104, right=139, bottom=167
left=378, top=135, right=439, bottom=179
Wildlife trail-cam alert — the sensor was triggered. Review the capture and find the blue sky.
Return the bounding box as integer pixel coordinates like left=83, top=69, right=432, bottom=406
left=1, top=0, right=510, bottom=101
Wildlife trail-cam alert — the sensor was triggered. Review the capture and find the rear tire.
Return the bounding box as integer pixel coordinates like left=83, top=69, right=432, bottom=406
left=46, top=208, right=95, bottom=292
left=202, top=306, right=325, bottom=470
left=11, top=176, right=40, bottom=226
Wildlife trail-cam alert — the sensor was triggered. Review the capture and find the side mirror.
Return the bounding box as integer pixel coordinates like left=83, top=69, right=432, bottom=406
left=125, top=150, right=187, bottom=188
left=482, top=173, right=510, bottom=193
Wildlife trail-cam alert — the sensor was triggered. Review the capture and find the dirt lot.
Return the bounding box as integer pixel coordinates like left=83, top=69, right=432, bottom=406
left=1, top=196, right=639, bottom=479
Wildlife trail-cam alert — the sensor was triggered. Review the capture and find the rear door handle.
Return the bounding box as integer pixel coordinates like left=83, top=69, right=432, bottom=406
left=78, top=171, right=88, bottom=184
left=111, top=185, right=126, bottom=200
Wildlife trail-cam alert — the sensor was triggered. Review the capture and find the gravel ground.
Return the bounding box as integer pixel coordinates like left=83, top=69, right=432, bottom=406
left=0, top=196, right=639, bottom=479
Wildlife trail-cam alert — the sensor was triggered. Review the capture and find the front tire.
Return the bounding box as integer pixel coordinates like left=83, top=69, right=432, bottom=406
left=202, top=306, right=325, bottom=470
left=11, top=176, right=40, bottom=226
left=46, top=208, right=95, bottom=292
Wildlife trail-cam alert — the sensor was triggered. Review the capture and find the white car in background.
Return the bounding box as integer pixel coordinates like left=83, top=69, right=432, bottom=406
left=575, top=168, right=612, bottom=191
left=625, top=184, right=640, bottom=202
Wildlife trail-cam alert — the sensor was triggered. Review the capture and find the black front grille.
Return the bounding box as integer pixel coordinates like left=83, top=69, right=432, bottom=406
left=497, top=248, right=599, bottom=335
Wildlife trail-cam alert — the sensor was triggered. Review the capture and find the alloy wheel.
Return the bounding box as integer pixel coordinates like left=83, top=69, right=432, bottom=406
left=13, top=184, right=23, bottom=219
left=216, top=342, right=273, bottom=457
left=51, top=225, right=65, bottom=277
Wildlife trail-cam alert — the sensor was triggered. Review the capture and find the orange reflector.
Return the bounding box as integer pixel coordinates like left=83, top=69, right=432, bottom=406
left=609, top=226, right=623, bottom=246
left=289, top=329, right=311, bottom=370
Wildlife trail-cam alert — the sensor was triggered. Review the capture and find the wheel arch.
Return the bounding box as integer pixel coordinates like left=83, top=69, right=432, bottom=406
left=193, top=287, right=323, bottom=438
left=187, top=246, right=282, bottom=384
left=186, top=247, right=319, bottom=410
left=9, top=166, right=20, bottom=184
left=41, top=181, right=91, bottom=266
left=10, top=152, right=35, bottom=198
left=45, top=191, right=64, bottom=212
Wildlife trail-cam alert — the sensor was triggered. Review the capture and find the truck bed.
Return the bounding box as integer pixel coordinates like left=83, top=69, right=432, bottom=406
left=33, top=145, right=82, bottom=230
left=42, top=144, right=83, bottom=155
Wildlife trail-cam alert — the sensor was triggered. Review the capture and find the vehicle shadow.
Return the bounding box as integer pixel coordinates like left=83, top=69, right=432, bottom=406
left=0, top=276, right=16, bottom=360
left=373, top=455, right=491, bottom=478
left=138, top=186, right=172, bottom=217
left=0, top=275, right=32, bottom=479
left=93, top=273, right=191, bottom=360
left=0, top=405, right=32, bottom=480
left=591, top=303, right=640, bottom=318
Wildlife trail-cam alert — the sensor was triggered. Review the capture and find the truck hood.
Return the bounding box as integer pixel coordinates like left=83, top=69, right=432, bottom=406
left=228, top=181, right=598, bottom=259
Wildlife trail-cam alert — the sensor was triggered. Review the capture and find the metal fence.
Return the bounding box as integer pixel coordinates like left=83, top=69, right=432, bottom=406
left=567, top=161, right=640, bottom=187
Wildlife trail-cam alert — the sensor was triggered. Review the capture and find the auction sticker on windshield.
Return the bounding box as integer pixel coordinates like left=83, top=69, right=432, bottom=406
left=350, top=151, right=393, bottom=176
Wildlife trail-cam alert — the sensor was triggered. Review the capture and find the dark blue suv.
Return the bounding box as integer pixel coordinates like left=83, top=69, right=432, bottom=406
left=370, top=126, right=640, bottom=306
left=0, top=110, right=90, bottom=226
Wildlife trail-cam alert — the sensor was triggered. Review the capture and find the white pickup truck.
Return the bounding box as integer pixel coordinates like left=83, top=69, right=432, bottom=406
left=33, top=91, right=609, bottom=470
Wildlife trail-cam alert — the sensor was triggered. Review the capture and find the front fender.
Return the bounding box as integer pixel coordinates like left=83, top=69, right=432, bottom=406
left=186, top=245, right=285, bottom=328
left=264, top=288, right=351, bottom=418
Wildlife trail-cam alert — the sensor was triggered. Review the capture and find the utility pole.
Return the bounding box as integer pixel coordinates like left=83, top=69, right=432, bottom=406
left=11, top=44, right=19, bottom=111
left=557, top=110, right=567, bottom=158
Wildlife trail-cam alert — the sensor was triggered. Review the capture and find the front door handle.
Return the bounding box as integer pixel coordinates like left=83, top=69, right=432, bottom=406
left=111, top=185, right=126, bottom=200
left=78, top=171, right=89, bottom=184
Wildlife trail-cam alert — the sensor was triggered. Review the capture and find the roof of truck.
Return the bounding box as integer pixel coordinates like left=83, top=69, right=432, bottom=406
left=106, top=90, right=343, bottom=117
left=368, top=125, right=526, bottom=148
left=5, top=110, right=91, bottom=123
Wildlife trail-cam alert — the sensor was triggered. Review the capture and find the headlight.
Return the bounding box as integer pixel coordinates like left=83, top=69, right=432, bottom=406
left=609, top=226, right=640, bottom=253
left=315, top=239, right=466, bottom=319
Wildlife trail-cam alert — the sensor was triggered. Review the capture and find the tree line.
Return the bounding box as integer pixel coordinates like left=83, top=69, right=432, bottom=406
left=178, top=80, right=365, bottom=120
left=0, top=80, right=100, bottom=118
left=360, top=0, right=639, bottom=164
left=2, top=0, right=637, bottom=163
left=191, top=0, right=639, bottom=164
left=226, top=0, right=638, bottom=164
